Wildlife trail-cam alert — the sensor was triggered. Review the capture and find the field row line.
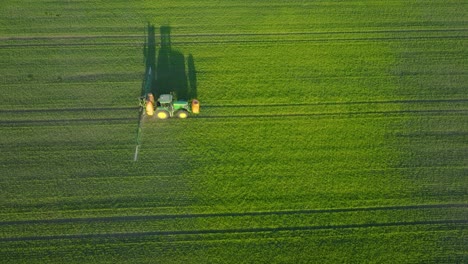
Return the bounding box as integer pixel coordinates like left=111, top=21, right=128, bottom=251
left=1, top=109, right=467, bottom=126
left=1, top=28, right=466, bottom=41
left=1, top=219, right=466, bottom=242
left=2, top=98, right=467, bottom=113
left=204, top=98, right=468, bottom=109
left=1, top=203, right=465, bottom=226
left=0, top=117, right=135, bottom=126
left=0, top=107, right=137, bottom=113
left=194, top=109, right=468, bottom=120
left=1, top=35, right=466, bottom=48
left=2, top=166, right=464, bottom=184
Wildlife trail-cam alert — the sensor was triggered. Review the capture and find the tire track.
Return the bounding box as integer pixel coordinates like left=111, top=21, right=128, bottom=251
left=0, top=118, right=135, bottom=126
left=1, top=28, right=466, bottom=41
left=1, top=203, right=465, bottom=226
left=174, top=35, right=468, bottom=46
left=2, top=98, right=466, bottom=114
left=204, top=98, right=468, bottom=109
left=0, top=107, right=137, bottom=113
left=1, top=35, right=466, bottom=48
left=1, top=219, right=466, bottom=242
left=1, top=109, right=466, bottom=126
left=194, top=109, right=468, bottom=120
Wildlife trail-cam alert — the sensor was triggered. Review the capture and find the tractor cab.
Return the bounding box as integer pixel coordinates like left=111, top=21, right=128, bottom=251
left=157, top=94, right=173, bottom=105
left=157, top=94, right=174, bottom=113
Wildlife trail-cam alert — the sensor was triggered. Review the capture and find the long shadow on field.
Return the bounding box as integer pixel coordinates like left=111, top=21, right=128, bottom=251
left=148, top=25, right=197, bottom=100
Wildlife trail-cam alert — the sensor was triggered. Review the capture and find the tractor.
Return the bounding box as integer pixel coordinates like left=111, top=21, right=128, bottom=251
left=140, top=93, right=199, bottom=119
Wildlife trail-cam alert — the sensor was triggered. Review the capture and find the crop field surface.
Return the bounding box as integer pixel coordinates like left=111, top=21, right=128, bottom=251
left=0, top=1, right=467, bottom=263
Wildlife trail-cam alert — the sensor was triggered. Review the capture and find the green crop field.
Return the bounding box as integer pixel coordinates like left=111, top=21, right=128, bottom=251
left=1, top=1, right=467, bottom=263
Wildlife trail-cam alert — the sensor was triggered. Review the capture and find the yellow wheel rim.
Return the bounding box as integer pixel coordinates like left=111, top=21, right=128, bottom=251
left=179, top=112, right=188, bottom=119
left=157, top=112, right=168, bottom=119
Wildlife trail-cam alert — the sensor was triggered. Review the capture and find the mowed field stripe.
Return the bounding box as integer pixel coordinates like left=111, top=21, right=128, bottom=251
left=2, top=203, right=465, bottom=226
left=1, top=219, right=466, bottom=242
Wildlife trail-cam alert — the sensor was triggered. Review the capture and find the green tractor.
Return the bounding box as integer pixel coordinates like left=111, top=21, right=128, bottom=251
left=154, top=94, right=199, bottom=119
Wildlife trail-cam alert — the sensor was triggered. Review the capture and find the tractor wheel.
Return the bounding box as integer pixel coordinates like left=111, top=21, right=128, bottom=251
left=155, top=110, right=170, bottom=119
left=176, top=110, right=189, bottom=119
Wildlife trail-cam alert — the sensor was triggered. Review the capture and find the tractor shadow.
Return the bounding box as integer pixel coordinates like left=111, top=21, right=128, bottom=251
left=145, top=24, right=197, bottom=101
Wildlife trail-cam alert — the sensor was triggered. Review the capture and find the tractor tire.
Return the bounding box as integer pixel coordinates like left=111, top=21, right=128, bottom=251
left=176, top=110, right=189, bottom=119
left=155, top=110, right=170, bottom=119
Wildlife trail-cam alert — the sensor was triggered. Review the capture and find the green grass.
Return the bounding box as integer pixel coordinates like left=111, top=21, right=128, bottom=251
left=1, top=0, right=467, bottom=263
